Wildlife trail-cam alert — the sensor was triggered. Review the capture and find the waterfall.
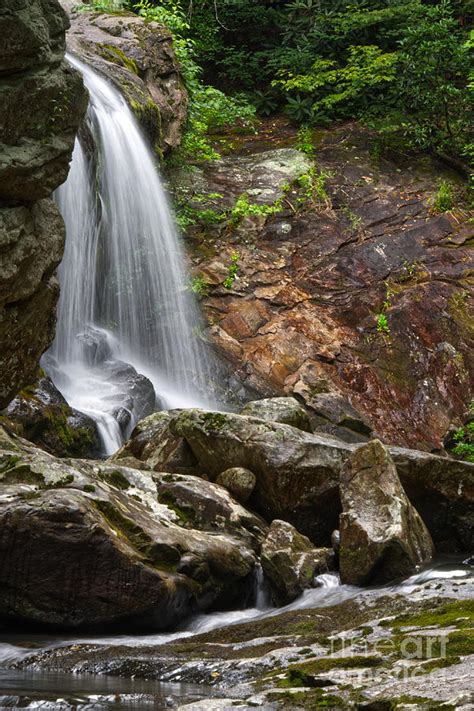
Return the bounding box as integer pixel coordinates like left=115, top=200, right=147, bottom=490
left=43, top=55, right=220, bottom=454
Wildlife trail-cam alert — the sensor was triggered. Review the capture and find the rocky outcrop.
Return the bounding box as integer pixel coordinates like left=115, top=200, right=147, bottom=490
left=241, top=397, right=312, bottom=432
left=181, top=122, right=473, bottom=452
left=0, top=427, right=264, bottom=629
left=3, top=373, right=101, bottom=458
left=339, top=440, right=434, bottom=585
left=63, top=7, right=188, bottom=153
left=136, top=408, right=474, bottom=550
left=0, top=0, right=88, bottom=409
left=261, top=519, right=333, bottom=604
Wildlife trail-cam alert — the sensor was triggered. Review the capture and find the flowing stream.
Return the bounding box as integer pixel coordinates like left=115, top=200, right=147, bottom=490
left=0, top=558, right=471, bottom=708
left=43, top=55, right=219, bottom=455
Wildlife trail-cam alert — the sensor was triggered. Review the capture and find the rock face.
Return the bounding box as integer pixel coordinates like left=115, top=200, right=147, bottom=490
left=63, top=7, right=188, bottom=153
left=241, top=397, right=312, bottom=433
left=181, top=121, right=473, bottom=452
left=122, top=408, right=474, bottom=550
left=0, top=0, right=88, bottom=408
left=0, top=427, right=264, bottom=629
left=3, top=373, right=101, bottom=458
left=261, top=519, right=333, bottom=604
left=339, top=440, right=434, bottom=585
left=216, top=467, right=256, bottom=503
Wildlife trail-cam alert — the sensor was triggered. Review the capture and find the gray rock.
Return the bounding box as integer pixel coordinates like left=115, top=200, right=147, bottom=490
left=0, top=0, right=87, bottom=408
left=0, top=427, right=262, bottom=629
left=64, top=9, right=188, bottom=152
left=261, top=520, right=333, bottom=605
left=167, top=408, right=473, bottom=550
left=4, top=373, right=101, bottom=458
left=216, top=467, right=256, bottom=503
left=339, top=440, right=435, bottom=585
left=241, top=397, right=312, bottom=432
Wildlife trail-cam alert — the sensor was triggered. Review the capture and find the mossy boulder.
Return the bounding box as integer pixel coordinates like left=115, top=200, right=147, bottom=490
left=0, top=427, right=262, bottom=629
left=261, top=519, right=334, bottom=605
left=216, top=467, right=256, bottom=503
left=64, top=10, right=188, bottom=153
left=241, top=397, right=312, bottom=433
left=4, top=373, right=101, bottom=458
left=339, top=440, right=434, bottom=585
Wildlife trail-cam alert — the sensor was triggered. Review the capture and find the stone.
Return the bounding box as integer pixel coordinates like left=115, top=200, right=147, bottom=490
left=261, top=519, right=333, bottom=605
left=0, top=428, right=262, bottom=629
left=339, top=440, right=435, bottom=585
left=64, top=8, right=188, bottom=152
left=0, top=0, right=87, bottom=408
left=240, top=397, right=312, bottom=432
left=165, top=408, right=473, bottom=550
left=3, top=373, right=101, bottom=459
left=216, top=467, right=257, bottom=503
left=182, top=123, right=473, bottom=452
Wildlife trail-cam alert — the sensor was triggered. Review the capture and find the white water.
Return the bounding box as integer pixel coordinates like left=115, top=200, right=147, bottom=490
left=43, top=56, right=220, bottom=454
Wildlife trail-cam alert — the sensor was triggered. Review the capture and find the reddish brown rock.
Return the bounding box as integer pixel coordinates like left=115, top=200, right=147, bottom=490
left=183, top=124, right=473, bottom=451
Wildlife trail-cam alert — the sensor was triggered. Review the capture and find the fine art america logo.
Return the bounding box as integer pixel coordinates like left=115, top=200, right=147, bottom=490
left=328, top=631, right=450, bottom=682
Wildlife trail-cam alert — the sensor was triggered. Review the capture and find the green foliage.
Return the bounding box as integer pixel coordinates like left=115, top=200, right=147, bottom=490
left=296, top=168, right=332, bottom=208
left=190, top=275, right=210, bottom=298
left=450, top=403, right=474, bottom=462
left=229, top=193, right=283, bottom=226
left=376, top=313, right=390, bottom=334
left=431, top=180, right=456, bottom=212
left=296, top=126, right=315, bottom=157
left=223, top=252, right=240, bottom=289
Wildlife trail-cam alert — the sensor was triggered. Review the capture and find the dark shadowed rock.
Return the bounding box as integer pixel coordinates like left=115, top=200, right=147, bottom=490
left=216, top=467, right=256, bottom=503
left=261, top=520, right=333, bottom=605
left=339, top=440, right=434, bottom=586
left=0, top=427, right=262, bottom=629
left=4, top=373, right=101, bottom=458
left=0, top=0, right=87, bottom=408
left=241, top=397, right=312, bottom=432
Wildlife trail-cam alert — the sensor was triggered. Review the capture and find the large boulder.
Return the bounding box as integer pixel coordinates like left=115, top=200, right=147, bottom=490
left=172, top=409, right=350, bottom=544
left=166, top=408, right=473, bottom=550
left=0, top=0, right=88, bottom=408
left=0, top=428, right=264, bottom=629
left=261, top=520, right=333, bottom=605
left=63, top=7, right=188, bottom=153
left=339, top=440, right=434, bottom=585
left=241, top=397, right=312, bottom=433
left=3, top=373, right=101, bottom=458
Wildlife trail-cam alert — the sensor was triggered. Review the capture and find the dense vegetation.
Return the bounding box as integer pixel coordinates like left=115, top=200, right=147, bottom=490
left=84, top=0, right=474, bottom=174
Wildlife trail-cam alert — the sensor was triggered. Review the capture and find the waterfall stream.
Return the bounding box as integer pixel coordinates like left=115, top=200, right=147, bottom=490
left=43, top=55, right=219, bottom=454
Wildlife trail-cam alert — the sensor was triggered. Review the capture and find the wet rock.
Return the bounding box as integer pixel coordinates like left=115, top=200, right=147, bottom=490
left=187, top=123, right=473, bottom=452
left=241, top=397, right=312, bottom=433
left=0, top=428, right=260, bottom=629
left=3, top=373, right=101, bottom=458
left=0, top=0, right=87, bottom=408
left=110, top=410, right=203, bottom=475
left=172, top=408, right=349, bottom=544
left=261, top=520, right=333, bottom=605
left=64, top=8, right=188, bottom=152
left=216, top=467, right=256, bottom=503
left=339, top=440, right=435, bottom=585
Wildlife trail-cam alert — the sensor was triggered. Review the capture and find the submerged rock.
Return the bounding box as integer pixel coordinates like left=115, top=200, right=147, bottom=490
left=339, top=440, right=434, bottom=585
left=241, top=397, right=312, bottom=432
left=216, top=467, right=256, bottom=503
left=0, top=428, right=263, bottom=629
left=261, top=520, right=333, bottom=605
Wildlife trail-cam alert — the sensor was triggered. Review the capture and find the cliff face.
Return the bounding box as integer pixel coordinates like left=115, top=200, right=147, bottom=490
left=0, top=0, right=88, bottom=408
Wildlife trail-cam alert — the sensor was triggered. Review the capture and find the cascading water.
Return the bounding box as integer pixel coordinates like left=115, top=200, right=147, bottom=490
left=43, top=55, right=220, bottom=454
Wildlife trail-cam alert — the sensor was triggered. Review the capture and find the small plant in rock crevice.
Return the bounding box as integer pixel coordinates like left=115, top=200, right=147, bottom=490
left=223, top=252, right=240, bottom=289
